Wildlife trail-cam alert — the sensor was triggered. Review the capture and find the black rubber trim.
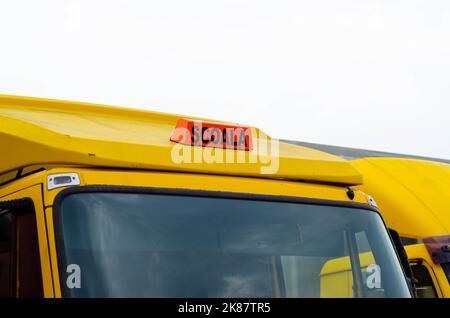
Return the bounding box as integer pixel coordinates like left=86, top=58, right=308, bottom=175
left=0, top=198, right=35, bottom=216
left=52, top=184, right=380, bottom=298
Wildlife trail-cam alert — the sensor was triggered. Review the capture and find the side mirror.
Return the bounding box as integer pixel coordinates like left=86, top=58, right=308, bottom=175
left=388, top=228, right=417, bottom=297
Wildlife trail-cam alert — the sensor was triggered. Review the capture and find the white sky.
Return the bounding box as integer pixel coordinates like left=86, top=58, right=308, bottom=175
left=1, top=1, right=449, bottom=159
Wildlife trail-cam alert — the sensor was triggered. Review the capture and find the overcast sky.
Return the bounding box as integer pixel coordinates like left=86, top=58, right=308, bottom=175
left=1, top=1, right=449, bottom=159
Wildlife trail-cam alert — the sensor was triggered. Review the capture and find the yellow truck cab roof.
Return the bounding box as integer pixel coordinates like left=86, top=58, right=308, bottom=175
left=351, top=158, right=450, bottom=238
left=284, top=140, right=450, bottom=238
left=0, top=95, right=363, bottom=186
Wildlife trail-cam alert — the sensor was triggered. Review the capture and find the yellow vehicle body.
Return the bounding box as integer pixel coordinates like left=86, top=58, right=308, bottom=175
left=1, top=167, right=370, bottom=298
left=2, top=95, right=404, bottom=298
left=319, top=253, right=375, bottom=298
left=352, top=158, right=450, bottom=298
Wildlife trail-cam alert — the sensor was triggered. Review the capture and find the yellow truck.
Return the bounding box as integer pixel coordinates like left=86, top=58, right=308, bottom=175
left=0, top=95, right=412, bottom=298
left=286, top=141, right=450, bottom=298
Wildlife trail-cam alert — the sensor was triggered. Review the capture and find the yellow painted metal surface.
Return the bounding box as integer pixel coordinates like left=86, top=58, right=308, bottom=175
left=42, top=167, right=368, bottom=207
left=352, top=158, right=450, bottom=238
left=0, top=94, right=362, bottom=185
left=44, top=207, right=61, bottom=298
left=319, top=253, right=375, bottom=298
left=320, top=269, right=353, bottom=298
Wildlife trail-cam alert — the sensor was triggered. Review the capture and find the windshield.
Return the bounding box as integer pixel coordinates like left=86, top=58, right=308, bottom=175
left=55, top=190, right=411, bottom=298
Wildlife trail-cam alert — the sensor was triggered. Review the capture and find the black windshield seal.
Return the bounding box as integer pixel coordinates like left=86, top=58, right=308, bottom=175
left=52, top=185, right=382, bottom=297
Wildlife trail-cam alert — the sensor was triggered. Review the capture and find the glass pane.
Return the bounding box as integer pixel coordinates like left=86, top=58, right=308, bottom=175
left=412, top=264, right=438, bottom=298
left=57, top=192, right=411, bottom=298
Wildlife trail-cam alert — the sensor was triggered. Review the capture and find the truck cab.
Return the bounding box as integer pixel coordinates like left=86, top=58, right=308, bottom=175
left=0, top=95, right=412, bottom=298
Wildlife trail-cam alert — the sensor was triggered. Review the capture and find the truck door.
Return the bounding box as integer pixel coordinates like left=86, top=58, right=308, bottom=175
left=409, top=259, right=439, bottom=298
left=0, top=198, right=43, bottom=297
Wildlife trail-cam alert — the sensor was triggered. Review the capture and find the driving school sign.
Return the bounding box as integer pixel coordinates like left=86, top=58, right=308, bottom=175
left=170, top=119, right=253, bottom=151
